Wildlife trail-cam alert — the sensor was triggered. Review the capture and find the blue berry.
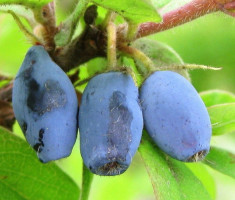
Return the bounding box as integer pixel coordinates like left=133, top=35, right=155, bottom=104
left=13, top=46, right=78, bottom=163
left=140, top=71, right=211, bottom=161
left=79, top=72, right=143, bottom=175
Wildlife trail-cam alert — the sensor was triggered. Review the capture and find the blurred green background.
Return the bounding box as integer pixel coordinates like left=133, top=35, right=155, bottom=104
left=0, top=10, right=234, bottom=200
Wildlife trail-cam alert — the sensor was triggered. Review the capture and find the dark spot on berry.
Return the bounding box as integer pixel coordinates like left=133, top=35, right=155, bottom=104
left=39, top=129, right=44, bottom=140
left=107, top=91, right=133, bottom=161
left=29, top=79, right=40, bottom=91
left=27, top=79, right=40, bottom=110
left=27, top=79, right=66, bottom=115
left=22, top=122, right=27, bottom=135
left=33, top=143, right=43, bottom=153
left=33, top=129, right=45, bottom=152
left=26, top=49, right=33, bottom=57
left=33, top=143, right=41, bottom=151
left=22, top=66, right=33, bottom=79
left=86, top=93, right=89, bottom=102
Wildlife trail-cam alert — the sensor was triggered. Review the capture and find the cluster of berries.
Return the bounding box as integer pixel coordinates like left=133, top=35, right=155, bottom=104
left=13, top=46, right=211, bottom=176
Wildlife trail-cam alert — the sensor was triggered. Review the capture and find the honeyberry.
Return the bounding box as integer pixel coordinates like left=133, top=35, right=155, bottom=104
left=12, top=46, right=78, bottom=163
left=140, top=71, right=211, bottom=161
left=79, top=72, right=143, bottom=176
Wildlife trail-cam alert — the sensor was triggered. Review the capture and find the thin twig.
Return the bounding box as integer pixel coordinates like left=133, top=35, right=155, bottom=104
left=101, top=11, right=116, bottom=30
left=6, top=10, right=41, bottom=44
left=157, top=64, right=222, bottom=71
left=119, top=44, right=155, bottom=75
left=107, top=21, right=117, bottom=69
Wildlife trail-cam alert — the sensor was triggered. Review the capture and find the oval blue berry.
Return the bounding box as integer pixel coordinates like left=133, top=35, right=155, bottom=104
left=140, top=71, right=211, bottom=162
left=79, top=72, right=143, bottom=176
left=12, top=46, right=78, bottom=163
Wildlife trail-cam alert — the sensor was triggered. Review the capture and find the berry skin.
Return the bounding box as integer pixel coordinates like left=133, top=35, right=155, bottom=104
left=140, top=71, right=211, bottom=162
left=12, top=46, right=78, bottom=163
left=79, top=72, right=143, bottom=176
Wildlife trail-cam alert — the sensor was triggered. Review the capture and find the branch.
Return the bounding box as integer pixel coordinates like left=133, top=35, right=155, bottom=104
left=137, top=0, right=218, bottom=38
left=118, top=44, right=155, bottom=75
left=0, top=82, right=15, bottom=131
left=217, top=0, right=235, bottom=17
left=117, top=0, right=234, bottom=40
left=0, top=82, right=13, bottom=102
left=6, top=10, right=41, bottom=44
left=38, top=2, right=57, bottom=51
left=0, top=101, right=15, bottom=131
left=45, top=0, right=234, bottom=71
left=52, top=25, right=106, bottom=72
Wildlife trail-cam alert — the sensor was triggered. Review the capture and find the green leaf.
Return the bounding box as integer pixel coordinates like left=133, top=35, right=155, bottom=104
left=203, top=146, right=235, bottom=179
left=80, top=163, right=94, bottom=200
left=55, top=0, right=89, bottom=46
left=119, top=56, right=143, bottom=86
left=0, top=74, right=12, bottom=88
left=151, top=0, right=172, bottom=9
left=200, top=90, right=235, bottom=107
left=159, top=0, right=191, bottom=14
left=208, top=103, right=235, bottom=135
left=92, top=0, right=161, bottom=24
left=186, top=163, right=216, bottom=199
left=0, top=5, right=37, bottom=28
left=0, top=126, right=80, bottom=200
left=0, top=14, right=32, bottom=75
left=1, top=9, right=40, bottom=44
left=167, top=159, right=212, bottom=200
left=0, top=79, right=10, bottom=88
left=131, top=38, right=190, bottom=80
left=0, top=80, right=7, bottom=88
left=139, top=132, right=181, bottom=200
left=86, top=57, right=107, bottom=76
left=0, top=0, right=52, bottom=8
left=139, top=132, right=211, bottom=200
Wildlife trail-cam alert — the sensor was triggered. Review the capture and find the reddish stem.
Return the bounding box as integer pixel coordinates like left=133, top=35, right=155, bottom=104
left=134, top=0, right=235, bottom=39
left=217, top=0, right=235, bottom=17
left=137, top=0, right=219, bottom=38
left=224, top=1, right=235, bottom=9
